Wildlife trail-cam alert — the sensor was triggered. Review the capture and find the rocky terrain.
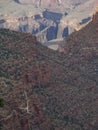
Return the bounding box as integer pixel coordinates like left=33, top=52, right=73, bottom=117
left=0, top=0, right=97, bottom=44
left=0, top=8, right=98, bottom=130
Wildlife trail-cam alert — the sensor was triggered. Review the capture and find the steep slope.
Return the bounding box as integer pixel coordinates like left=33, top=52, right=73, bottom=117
left=0, top=11, right=98, bottom=130
left=59, top=7, right=98, bottom=54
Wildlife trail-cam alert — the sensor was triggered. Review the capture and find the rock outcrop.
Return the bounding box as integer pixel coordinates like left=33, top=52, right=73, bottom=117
left=92, top=6, right=98, bottom=24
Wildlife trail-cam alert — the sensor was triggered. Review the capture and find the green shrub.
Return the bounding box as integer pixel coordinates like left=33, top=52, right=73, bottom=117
left=0, top=98, right=5, bottom=107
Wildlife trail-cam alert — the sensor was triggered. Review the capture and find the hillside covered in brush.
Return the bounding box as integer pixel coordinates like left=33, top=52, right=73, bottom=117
left=0, top=10, right=98, bottom=130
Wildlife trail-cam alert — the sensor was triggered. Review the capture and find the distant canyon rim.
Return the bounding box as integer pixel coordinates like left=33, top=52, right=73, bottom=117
left=0, top=0, right=97, bottom=48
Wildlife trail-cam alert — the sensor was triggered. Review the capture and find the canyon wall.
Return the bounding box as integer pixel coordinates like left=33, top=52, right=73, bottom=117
left=0, top=0, right=97, bottom=43
left=0, top=10, right=79, bottom=43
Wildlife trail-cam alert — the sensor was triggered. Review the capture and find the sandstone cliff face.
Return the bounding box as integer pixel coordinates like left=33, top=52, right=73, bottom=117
left=0, top=9, right=91, bottom=44
left=0, top=10, right=61, bottom=43
left=1, top=14, right=54, bottom=42
left=57, top=18, right=78, bottom=39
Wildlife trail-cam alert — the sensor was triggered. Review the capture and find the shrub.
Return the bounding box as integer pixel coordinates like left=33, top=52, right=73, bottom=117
left=0, top=98, right=5, bottom=107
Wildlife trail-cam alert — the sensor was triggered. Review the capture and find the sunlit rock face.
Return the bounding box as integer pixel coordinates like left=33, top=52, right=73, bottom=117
left=93, top=6, right=98, bottom=24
